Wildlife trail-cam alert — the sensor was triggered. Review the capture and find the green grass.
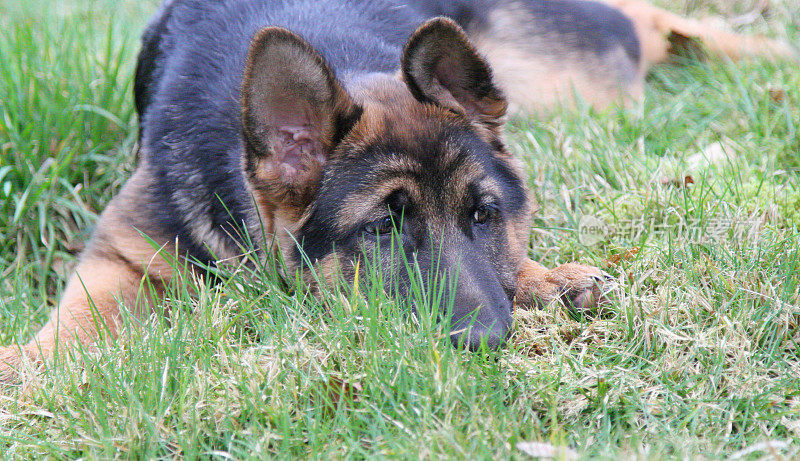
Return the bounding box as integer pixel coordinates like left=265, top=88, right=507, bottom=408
left=1, top=0, right=799, bottom=458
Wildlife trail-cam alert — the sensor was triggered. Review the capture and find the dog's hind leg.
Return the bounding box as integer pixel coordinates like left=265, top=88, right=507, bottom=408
left=0, top=170, right=175, bottom=384
left=603, top=0, right=798, bottom=69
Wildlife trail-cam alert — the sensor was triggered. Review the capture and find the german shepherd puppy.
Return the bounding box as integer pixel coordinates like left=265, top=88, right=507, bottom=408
left=1, top=0, right=793, bottom=382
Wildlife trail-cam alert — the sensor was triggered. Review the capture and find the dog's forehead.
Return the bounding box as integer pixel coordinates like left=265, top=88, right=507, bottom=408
left=331, top=110, right=496, bottom=193
left=339, top=94, right=496, bottom=170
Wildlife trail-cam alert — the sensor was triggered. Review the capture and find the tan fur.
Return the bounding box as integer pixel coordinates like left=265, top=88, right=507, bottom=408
left=473, top=38, right=642, bottom=113
left=471, top=3, right=643, bottom=112
left=472, top=0, right=796, bottom=112
left=476, top=36, right=641, bottom=111
left=0, top=169, right=178, bottom=383
left=515, top=259, right=611, bottom=310
left=604, top=0, right=797, bottom=69
left=315, top=252, right=347, bottom=287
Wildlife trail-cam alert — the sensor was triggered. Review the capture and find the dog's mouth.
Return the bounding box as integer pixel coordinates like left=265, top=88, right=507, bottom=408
left=447, top=296, right=514, bottom=351
left=449, top=315, right=512, bottom=350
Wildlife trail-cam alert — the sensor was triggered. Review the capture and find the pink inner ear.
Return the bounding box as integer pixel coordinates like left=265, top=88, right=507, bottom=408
left=432, top=57, right=482, bottom=116
left=263, top=97, right=328, bottom=177
left=268, top=123, right=326, bottom=179
left=275, top=125, right=323, bottom=166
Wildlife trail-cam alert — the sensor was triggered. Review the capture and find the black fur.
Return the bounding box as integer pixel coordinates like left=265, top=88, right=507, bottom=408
left=131, top=0, right=637, bottom=348
left=295, top=127, right=528, bottom=265
left=133, top=0, right=638, bottom=265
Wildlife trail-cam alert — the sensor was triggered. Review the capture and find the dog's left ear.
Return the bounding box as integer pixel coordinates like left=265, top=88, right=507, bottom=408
left=402, top=17, right=508, bottom=125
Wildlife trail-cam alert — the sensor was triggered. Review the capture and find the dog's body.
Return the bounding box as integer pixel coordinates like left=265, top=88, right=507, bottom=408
left=1, top=0, right=794, bottom=381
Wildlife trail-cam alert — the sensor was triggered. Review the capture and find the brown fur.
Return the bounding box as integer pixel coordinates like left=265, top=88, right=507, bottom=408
left=3, top=1, right=793, bottom=381
left=1, top=169, right=178, bottom=382
left=471, top=0, right=796, bottom=112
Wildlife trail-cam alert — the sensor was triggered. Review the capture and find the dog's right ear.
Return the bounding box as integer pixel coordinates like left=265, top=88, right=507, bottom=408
left=241, top=27, right=361, bottom=211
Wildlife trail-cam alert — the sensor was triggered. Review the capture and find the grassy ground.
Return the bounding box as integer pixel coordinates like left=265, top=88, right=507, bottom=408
left=1, top=0, right=799, bottom=458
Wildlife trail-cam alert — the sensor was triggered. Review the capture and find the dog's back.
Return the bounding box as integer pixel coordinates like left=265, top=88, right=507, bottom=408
left=136, top=0, right=641, bottom=121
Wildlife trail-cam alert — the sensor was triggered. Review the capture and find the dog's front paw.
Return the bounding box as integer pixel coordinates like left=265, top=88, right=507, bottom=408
left=545, top=263, right=616, bottom=312
left=516, top=260, right=616, bottom=313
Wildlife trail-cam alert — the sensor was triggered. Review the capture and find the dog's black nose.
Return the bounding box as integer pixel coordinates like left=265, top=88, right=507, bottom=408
left=449, top=315, right=512, bottom=351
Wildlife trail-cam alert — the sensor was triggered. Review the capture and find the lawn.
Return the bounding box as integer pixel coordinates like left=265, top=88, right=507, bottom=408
left=1, top=0, right=799, bottom=458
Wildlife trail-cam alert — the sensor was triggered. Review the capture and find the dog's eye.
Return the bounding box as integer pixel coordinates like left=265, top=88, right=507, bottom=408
left=364, top=216, right=394, bottom=235
left=472, top=204, right=498, bottom=225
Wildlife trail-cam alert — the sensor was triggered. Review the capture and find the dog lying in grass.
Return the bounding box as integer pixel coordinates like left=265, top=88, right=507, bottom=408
left=1, top=0, right=794, bottom=383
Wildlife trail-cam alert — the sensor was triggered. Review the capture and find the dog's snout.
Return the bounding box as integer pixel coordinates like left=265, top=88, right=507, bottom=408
left=436, top=243, right=515, bottom=351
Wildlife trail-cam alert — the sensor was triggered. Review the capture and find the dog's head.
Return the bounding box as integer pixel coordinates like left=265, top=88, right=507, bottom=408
left=240, top=18, right=533, bottom=349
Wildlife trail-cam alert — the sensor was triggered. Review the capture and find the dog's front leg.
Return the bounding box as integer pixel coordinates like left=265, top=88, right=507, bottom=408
left=0, top=173, right=173, bottom=383
left=515, top=258, right=615, bottom=312
left=0, top=252, right=162, bottom=381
